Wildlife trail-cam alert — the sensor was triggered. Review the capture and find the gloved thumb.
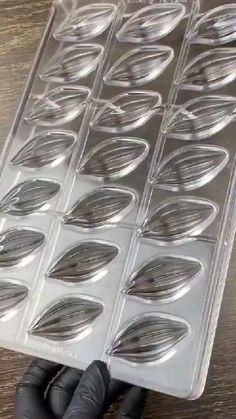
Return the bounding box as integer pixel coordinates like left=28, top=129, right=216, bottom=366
left=63, top=360, right=110, bottom=419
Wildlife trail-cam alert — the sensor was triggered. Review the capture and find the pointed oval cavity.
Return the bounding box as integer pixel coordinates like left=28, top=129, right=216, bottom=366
left=188, top=4, right=236, bottom=45
left=29, top=296, right=103, bottom=341
left=64, top=187, right=136, bottom=229
left=90, top=90, right=162, bottom=133
left=40, top=44, right=104, bottom=83
left=141, top=197, right=217, bottom=245
left=107, top=314, right=189, bottom=363
left=0, top=179, right=60, bottom=216
left=152, top=145, right=229, bottom=192
left=123, top=256, right=202, bottom=301
left=54, top=3, right=116, bottom=42
left=80, top=138, right=149, bottom=180
left=25, top=86, right=90, bottom=126
left=177, top=48, right=236, bottom=91
left=0, top=228, right=45, bottom=267
left=0, top=279, right=28, bottom=319
left=116, top=4, right=185, bottom=43
left=166, top=95, right=236, bottom=141
left=104, top=46, right=174, bottom=87
left=11, top=130, right=76, bottom=169
left=47, top=240, right=119, bottom=283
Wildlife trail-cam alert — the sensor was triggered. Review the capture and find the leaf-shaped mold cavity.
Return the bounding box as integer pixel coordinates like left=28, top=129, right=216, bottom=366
left=80, top=138, right=149, bottom=180
left=123, top=256, right=202, bottom=301
left=116, top=4, right=185, bottom=43
left=54, top=3, right=116, bottom=42
left=25, top=86, right=90, bottom=126
left=177, top=48, right=236, bottom=91
left=64, top=187, right=135, bottom=229
left=104, top=46, right=173, bottom=87
left=152, top=145, right=229, bottom=192
left=47, top=240, right=119, bottom=283
left=0, top=280, right=28, bottom=319
left=0, top=179, right=60, bottom=216
left=29, top=296, right=103, bottom=341
left=40, top=44, right=104, bottom=83
left=90, top=91, right=161, bottom=133
left=188, top=4, right=236, bottom=46
left=166, top=95, right=236, bottom=141
left=141, top=197, right=217, bottom=244
left=0, top=228, right=45, bottom=267
left=107, top=314, right=188, bottom=363
left=11, top=130, right=76, bottom=169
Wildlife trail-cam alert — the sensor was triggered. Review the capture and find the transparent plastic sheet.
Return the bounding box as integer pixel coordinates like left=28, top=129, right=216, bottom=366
left=1, top=0, right=236, bottom=399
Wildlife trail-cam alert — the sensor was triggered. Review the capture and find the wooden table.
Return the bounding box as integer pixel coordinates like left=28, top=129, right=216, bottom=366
left=1, top=1, right=236, bottom=417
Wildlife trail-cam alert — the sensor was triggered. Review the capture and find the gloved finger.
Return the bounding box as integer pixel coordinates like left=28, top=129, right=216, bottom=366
left=64, top=360, right=110, bottom=419
left=104, top=379, right=130, bottom=411
left=49, top=367, right=129, bottom=417
left=47, top=367, right=83, bottom=418
left=15, top=358, right=62, bottom=419
left=116, top=387, right=147, bottom=419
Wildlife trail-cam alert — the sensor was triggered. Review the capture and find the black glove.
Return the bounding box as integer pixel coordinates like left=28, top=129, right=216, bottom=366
left=15, top=358, right=147, bottom=419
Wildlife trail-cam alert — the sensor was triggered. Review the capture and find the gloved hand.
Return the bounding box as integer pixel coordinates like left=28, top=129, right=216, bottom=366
left=15, top=358, right=147, bottom=419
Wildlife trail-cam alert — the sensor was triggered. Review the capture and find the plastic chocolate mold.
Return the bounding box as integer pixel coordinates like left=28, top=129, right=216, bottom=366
left=116, top=4, right=186, bottom=43
left=90, top=90, right=162, bottom=133
left=188, top=4, right=236, bottom=46
left=1, top=0, right=236, bottom=400
left=165, top=95, right=236, bottom=141
left=47, top=240, right=119, bottom=283
left=0, top=179, right=60, bottom=216
left=40, top=44, right=104, bottom=83
left=11, top=130, right=76, bottom=169
left=103, top=46, right=174, bottom=87
left=0, top=280, right=29, bottom=319
left=25, top=86, right=91, bottom=126
left=29, top=296, right=103, bottom=341
left=140, top=197, right=218, bottom=244
left=176, top=48, right=236, bottom=91
left=64, top=187, right=136, bottom=229
left=152, top=145, right=229, bottom=192
left=107, top=314, right=189, bottom=363
left=79, top=137, right=149, bottom=180
left=0, top=228, right=45, bottom=267
left=123, top=256, right=202, bottom=301
left=54, top=3, right=117, bottom=42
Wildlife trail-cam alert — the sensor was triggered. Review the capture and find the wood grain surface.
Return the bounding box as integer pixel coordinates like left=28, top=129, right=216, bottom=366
left=0, top=1, right=236, bottom=418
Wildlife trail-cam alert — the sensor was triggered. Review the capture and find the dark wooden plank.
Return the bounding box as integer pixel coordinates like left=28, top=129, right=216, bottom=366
left=0, top=1, right=236, bottom=418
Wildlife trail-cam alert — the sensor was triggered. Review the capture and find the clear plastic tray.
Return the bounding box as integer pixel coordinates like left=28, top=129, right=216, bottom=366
left=1, top=0, right=236, bottom=399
